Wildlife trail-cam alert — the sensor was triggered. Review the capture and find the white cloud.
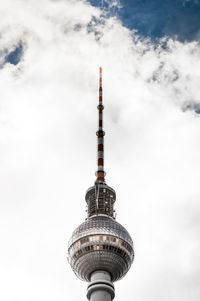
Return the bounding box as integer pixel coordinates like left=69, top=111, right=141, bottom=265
left=0, top=1, right=200, bottom=301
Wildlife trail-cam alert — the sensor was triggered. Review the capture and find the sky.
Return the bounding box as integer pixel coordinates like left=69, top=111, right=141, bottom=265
left=0, top=0, right=200, bottom=301
left=89, top=0, right=200, bottom=42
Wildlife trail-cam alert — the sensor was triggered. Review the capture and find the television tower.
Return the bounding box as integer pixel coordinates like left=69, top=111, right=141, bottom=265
left=68, top=68, right=134, bottom=301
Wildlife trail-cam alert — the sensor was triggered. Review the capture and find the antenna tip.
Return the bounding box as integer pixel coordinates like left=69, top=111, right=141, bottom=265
left=99, top=67, right=102, bottom=73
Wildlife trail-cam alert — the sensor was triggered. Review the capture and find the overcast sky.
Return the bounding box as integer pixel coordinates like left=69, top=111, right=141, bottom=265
left=0, top=1, right=200, bottom=301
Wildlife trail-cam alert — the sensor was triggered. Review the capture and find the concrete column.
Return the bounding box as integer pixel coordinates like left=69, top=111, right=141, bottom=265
left=87, top=270, right=115, bottom=301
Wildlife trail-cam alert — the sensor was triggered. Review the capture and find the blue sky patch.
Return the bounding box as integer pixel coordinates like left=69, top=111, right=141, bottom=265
left=5, top=42, right=23, bottom=65
left=88, top=0, right=200, bottom=41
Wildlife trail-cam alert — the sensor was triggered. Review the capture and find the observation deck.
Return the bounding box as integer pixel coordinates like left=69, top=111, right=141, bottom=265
left=68, top=216, right=134, bottom=282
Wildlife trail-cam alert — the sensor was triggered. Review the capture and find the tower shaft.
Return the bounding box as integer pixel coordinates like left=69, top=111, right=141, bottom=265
left=87, top=271, right=115, bottom=301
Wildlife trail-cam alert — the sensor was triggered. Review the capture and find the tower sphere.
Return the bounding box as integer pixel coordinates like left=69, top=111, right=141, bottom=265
left=68, top=216, right=134, bottom=282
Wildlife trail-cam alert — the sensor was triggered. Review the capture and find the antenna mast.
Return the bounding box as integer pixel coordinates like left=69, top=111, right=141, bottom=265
left=96, top=67, right=105, bottom=183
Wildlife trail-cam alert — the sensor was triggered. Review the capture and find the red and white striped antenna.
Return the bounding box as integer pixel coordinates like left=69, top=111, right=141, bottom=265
left=96, top=67, right=106, bottom=183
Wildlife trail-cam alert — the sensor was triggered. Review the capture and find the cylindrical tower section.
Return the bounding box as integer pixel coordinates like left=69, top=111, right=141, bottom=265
left=87, top=271, right=115, bottom=301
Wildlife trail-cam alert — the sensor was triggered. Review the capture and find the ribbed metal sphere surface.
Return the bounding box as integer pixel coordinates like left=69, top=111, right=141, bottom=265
left=68, top=216, right=134, bottom=282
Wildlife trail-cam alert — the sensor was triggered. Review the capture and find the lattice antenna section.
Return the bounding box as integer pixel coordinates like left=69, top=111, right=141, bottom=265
left=85, top=184, right=116, bottom=218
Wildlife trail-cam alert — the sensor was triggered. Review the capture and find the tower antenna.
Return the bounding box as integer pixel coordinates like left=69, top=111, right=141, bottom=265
left=96, top=67, right=105, bottom=183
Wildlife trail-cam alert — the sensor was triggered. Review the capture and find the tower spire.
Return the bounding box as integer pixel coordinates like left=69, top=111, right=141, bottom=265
left=96, top=67, right=105, bottom=183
